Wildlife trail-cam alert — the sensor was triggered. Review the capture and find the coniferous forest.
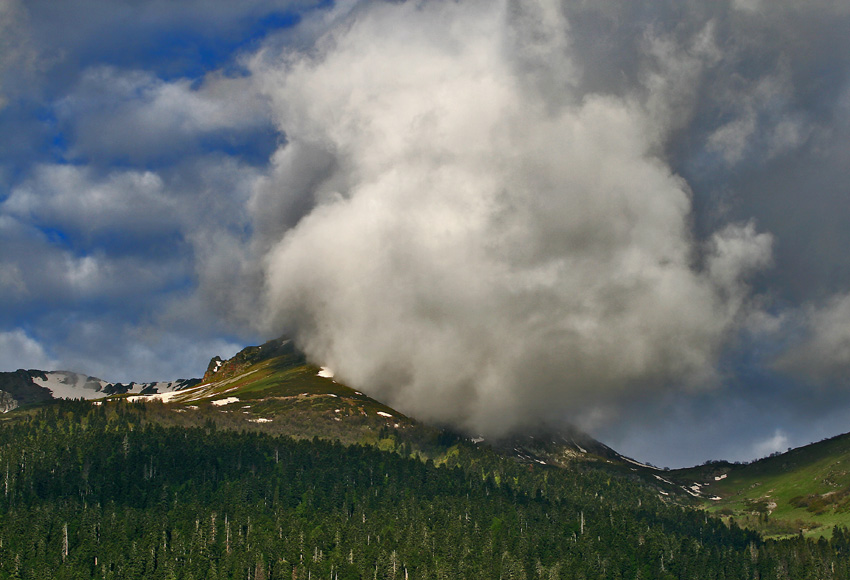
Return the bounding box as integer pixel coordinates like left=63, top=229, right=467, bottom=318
left=1, top=401, right=849, bottom=579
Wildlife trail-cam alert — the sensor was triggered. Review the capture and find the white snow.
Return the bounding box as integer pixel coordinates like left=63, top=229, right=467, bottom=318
left=249, top=418, right=272, bottom=423
left=318, top=367, right=334, bottom=378
left=29, top=371, right=199, bottom=402
left=211, top=397, right=240, bottom=406
left=710, top=496, right=722, bottom=501
left=653, top=474, right=674, bottom=485
left=327, top=393, right=338, bottom=397
left=32, top=372, right=104, bottom=400
left=376, top=411, right=393, bottom=418
left=126, top=390, right=185, bottom=403
left=471, top=437, right=485, bottom=444
left=715, top=474, right=727, bottom=481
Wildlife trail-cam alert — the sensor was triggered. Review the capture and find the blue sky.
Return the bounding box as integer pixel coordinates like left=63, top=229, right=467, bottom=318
left=2, top=0, right=850, bottom=467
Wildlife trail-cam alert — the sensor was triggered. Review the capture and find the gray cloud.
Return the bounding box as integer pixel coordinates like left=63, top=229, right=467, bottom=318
left=53, top=67, right=272, bottom=164
left=39, top=317, right=244, bottom=383
left=774, top=294, right=850, bottom=387
left=0, top=0, right=40, bottom=109
left=254, top=0, right=774, bottom=437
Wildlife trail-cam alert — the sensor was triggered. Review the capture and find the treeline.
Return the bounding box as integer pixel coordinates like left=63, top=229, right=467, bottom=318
left=0, top=401, right=847, bottom=579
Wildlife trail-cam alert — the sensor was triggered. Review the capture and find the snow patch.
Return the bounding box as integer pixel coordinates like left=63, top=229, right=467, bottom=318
left=318, top=367, right=334, bottom=378
left=33, top=372, right=104, bottom=400
left=376, top=411, right=393, bottom=418
left=211, top=397, right=240, bottom=406
left=249, top=418, right=272, bottom=423
left=715, top=474, right=727, bottom=481
left=126, top=390, right=185, bottom=403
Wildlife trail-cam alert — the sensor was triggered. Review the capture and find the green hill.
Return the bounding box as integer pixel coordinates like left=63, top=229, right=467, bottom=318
left=666, top=434, right=850, bottom=539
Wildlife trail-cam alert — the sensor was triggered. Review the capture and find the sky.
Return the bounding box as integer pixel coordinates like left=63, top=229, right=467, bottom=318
left=1, top=0, right=850, bottom=468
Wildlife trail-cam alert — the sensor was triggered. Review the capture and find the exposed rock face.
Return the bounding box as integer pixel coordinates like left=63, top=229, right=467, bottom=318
left=202, top=337, right=300, bottom=384
left=0, top=370, right=54, bottom=411
left=0, top=390, right=18, bottom=413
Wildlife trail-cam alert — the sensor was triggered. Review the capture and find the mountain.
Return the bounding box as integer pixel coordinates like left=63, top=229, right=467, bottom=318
left=0, top=368, right=198, bottom=412
left=8, top=335, right=850, bottom=541
left=0, top=338, right=709, bottom=495
left=112, top=337, right=662, bottom=470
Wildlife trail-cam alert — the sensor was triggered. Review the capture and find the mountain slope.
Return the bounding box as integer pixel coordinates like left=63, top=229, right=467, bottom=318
left=666, top=433, right=850, bottom=538
left=111, top=338, right=666, bottom=474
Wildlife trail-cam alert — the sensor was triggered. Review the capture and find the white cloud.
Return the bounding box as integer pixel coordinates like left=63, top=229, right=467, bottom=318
left=54, top=67, right=270, bottom=162
left=254, top=0, right=773, bottom=437
left=5, top=164, right=178, bottom=237
left=751, top=429, right=789, bottom=459
left=0, top=328, right=56, bottom=371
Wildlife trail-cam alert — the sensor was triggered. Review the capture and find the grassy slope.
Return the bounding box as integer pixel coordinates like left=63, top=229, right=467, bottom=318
left=669, top=433, right=850, bottom=539
left=101, top=339, right=417, bottom=448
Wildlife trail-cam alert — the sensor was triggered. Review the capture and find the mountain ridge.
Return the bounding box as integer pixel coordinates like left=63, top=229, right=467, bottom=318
left=6, top=336, right=850, bottom=539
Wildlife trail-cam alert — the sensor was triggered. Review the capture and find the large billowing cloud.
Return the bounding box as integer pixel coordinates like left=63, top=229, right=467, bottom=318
left=257, top=0, right=773, bottom=436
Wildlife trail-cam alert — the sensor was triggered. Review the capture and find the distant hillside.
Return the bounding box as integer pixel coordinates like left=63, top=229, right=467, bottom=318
left=0, top=368, right=198, bottom=412
left=664, top=433, right=850, bottom=538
